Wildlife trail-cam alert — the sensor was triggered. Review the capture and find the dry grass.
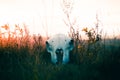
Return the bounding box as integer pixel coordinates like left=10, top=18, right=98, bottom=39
left=0, top=24, right=120, bottom=80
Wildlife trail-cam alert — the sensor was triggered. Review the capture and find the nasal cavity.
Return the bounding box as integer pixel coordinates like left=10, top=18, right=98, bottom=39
left=56, top=48, right=63, bottom=54
left=55, top=48, right=63, bottom=64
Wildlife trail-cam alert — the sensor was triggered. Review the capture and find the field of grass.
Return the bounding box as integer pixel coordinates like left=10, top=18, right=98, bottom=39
left=0, top=24, right=120, bottom=80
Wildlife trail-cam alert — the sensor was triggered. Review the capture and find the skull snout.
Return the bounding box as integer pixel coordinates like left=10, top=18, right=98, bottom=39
left=56, top=48, right=63, bottom=54
left=55, top=48, right=63, bottom=64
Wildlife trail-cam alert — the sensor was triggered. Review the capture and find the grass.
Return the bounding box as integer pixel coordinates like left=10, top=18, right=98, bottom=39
left=0, top=24, right=120, bottom=80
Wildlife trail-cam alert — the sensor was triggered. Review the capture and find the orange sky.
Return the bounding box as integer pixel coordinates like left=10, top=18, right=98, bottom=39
left=0, top=0, right=120, bottom=38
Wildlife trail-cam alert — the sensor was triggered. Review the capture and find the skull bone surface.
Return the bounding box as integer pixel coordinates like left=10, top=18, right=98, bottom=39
left=46, top=34, right=74, bottom=64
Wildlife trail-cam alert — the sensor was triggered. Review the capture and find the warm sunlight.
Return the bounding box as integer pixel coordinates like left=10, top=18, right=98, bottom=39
left=0, top=0, right=120, bottom=38
left=1, top=1, right=120, bottom=79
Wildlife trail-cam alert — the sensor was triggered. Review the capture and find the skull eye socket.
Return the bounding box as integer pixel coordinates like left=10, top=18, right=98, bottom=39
left=46, top=41, right=49, bottom=45
left=68, top=39, right=74, bottom=51
left=69, top=39, right=74, bottom=45
left=46, top=41, right=52, bottom=52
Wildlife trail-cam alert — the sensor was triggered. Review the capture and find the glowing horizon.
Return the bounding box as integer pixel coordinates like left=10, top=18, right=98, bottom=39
left=0, top=0, right=120, bottom=39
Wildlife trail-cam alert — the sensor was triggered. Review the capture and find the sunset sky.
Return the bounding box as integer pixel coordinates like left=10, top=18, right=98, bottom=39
left=0, top=0, right=120, bottom=38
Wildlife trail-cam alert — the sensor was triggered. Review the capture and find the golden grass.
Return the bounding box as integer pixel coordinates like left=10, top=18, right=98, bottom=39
left=0, top=24, right=120, bottom=80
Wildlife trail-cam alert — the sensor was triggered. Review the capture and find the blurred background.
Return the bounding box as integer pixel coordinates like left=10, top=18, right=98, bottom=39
left=0, top=0, right=120, bottom=38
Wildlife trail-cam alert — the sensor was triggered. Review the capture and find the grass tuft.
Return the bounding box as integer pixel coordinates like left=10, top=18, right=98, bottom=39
left=0, top=24, right=120, bottom=80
